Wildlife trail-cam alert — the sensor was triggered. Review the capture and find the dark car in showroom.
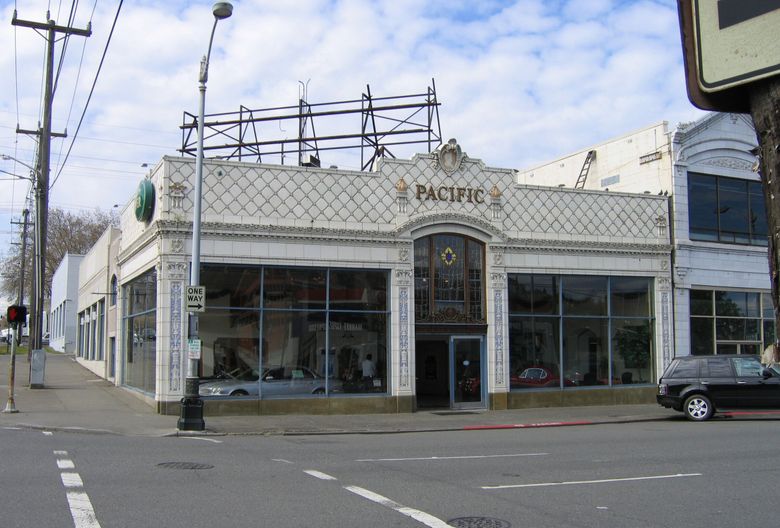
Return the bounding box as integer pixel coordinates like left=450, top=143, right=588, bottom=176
left=657, top=354, right=780, bottom=421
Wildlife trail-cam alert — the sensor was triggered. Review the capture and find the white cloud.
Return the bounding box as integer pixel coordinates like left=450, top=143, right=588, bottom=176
left=0, top=0, right=708, bottom=253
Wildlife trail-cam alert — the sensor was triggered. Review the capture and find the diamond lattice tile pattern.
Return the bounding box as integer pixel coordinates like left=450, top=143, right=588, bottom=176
left=165, top=156, right=666, bottom=240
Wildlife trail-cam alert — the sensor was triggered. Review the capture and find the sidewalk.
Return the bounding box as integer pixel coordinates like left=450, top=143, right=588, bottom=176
left=1, top=351, right=676, bottom=437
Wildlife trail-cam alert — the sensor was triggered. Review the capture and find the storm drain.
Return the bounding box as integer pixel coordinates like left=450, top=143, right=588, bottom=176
left=156, top=462, right=214, bottom=470
left=447, top=517, right=511, bottom=528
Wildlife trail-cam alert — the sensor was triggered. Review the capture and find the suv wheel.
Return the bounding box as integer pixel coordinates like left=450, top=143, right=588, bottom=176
left=683, top=394, right=713, bottom=421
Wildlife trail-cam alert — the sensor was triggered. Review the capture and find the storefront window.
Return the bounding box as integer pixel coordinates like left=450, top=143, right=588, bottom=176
left=508, top=316, right=562, bottom=389
left=612, top=319, right=652, bottom=384
left=563, top=318, right=610, bottom=386
left=196, top=265, right=389, bottom=399
left=264, top=268, right=327, bottom=310
left=509, top=274, right=654, bottom=389
left=330, top=270, right=387, bottom=311
left=198, top=309, right=260, bottom=386
left=690, top=289, right=774, bottom=355
left=562, top=276, right=607, bottom=316
left=123, top=268, right=157, bottom=394
left=202, top=266, right=260, bottom=309
left=329, top=312, right=387, bottom=394
left=261, top=311, right=327, bottom=398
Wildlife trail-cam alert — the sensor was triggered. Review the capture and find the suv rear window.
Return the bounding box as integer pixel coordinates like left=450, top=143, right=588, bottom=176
left=669, top=359, right=699, bottom=378
left=701, top=357, right=733, bottom=377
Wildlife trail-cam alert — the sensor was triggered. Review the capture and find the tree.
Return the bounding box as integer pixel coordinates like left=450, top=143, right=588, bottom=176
left=751, top=78, right=780, bottom=356
left=0, top=207, right=117, bottom=302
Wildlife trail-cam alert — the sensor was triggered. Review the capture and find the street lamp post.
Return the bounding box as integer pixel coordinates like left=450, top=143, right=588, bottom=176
left=0, top=154, right=40, bottom=366
left=178, top=2, right=234, bottom=431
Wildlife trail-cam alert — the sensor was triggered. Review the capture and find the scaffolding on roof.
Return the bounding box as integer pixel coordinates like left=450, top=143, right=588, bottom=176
left=179, top=80, right=443, bottom=171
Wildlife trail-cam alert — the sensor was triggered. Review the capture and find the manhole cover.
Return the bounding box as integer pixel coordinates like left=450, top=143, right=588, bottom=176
left=448, top=517, right=511, bottom=528
left=156, top=462, right=214, bottom=470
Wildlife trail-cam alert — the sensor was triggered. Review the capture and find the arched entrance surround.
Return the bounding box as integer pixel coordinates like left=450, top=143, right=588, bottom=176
left=412, top=231, right=488, bottom=409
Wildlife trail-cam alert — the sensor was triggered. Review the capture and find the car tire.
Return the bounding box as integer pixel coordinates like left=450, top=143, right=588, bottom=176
left=312, top=388, right=325, bottom=395
left=683, top=394, right=713, bottom=421
left=230, top=390, right=249, bottom=396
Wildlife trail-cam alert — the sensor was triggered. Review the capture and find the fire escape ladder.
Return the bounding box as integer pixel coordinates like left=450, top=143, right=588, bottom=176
left=575, top=150, right=596, bottom=189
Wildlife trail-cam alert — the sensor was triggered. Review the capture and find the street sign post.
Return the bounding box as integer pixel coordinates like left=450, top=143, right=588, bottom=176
left=185, top=286, right=206, bottom=312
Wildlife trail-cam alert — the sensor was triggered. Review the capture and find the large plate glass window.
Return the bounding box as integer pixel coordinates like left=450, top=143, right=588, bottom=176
left=195, top=265, right=390, bottom=399
left=689, top=289, right=774, bottom=355
left=123, top=268, right=157, bottom=394
left=508, top=274, right=654, bottom=389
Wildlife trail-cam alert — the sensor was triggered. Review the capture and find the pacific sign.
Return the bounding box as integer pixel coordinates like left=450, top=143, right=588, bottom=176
left=414, top=183, right=486, bottom=204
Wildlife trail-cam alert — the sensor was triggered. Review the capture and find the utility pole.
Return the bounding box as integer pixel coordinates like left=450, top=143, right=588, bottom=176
left=12, top=11, right=91, bottom=354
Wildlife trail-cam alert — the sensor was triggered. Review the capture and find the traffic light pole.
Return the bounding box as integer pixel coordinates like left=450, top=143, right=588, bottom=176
left=2, top=323, right=19, bottom=414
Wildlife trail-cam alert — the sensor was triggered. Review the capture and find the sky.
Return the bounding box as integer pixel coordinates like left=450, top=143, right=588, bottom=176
left=0, top=0, right=706, bottom=258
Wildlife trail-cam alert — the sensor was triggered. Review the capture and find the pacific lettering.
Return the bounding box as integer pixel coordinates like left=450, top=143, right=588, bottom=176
left=412, top=183, right=486, bottom=204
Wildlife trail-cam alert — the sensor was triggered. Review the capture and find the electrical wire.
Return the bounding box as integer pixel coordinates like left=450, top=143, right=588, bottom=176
left=54, top=1, right=96, bottom=173
left=52, top=0, right=124, bottom=190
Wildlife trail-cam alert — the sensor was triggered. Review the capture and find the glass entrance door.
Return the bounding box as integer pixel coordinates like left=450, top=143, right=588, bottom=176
left=451, top=336, right=485, bottom=408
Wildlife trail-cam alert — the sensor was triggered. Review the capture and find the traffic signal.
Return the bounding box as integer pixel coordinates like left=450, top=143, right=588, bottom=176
left=6, top=305, right=27, bottom=325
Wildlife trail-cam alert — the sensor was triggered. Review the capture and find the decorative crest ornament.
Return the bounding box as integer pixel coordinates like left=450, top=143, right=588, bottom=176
left=436, top=138, right=463, bottom=174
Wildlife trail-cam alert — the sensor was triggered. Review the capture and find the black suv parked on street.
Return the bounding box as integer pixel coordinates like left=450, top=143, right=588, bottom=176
left=657, top=354, right=780, bottom=421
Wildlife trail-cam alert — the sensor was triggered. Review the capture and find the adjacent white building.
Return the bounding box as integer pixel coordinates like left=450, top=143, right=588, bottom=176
left=50, top=253, right=84, bottom=353
left=74, top=227, right=121, bottom=380
left=518, top=112, right=771, bottom=361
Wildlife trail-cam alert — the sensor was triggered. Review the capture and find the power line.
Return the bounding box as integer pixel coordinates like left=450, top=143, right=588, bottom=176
left=55, top=2, right=95, bottom=173
left=52, top=0, right=124, bottom=189
left=52, top=0, right=80, bottom=97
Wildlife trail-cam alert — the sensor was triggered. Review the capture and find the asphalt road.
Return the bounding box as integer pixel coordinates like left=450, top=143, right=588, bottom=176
left=2, top=418, right=779, bottom=527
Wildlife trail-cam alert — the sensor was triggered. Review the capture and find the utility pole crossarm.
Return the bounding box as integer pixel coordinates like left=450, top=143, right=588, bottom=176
left=11, top=12, right=92, bottom=37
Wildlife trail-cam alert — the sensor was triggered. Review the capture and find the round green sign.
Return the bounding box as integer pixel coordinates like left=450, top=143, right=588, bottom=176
left=135, top=179, right=155, bottom=222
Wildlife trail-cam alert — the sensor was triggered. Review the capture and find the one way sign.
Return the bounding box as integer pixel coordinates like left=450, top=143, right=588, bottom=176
left=186, top=286, right=206, bottom=312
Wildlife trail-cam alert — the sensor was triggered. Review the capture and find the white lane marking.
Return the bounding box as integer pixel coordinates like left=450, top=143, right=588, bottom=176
left=357, top=453, right=548, bottom=462
left=304, top=470, right=338, bottom=481
left=482, top=473, right=703, bottom=490
left=66, top=491, right=102, bottom=528
left=180, top=436, right=222, bottom=444
left=43, top=431, right=53, bottom=436
left=345, top=485, right=451, bottom=528
left=3, top=426, right=22, bottom=430
left=61, top=472, right=85, bottom=488
left=272, top=459, right=293, bottom=464
left=54, top=451, right=102, bottom=528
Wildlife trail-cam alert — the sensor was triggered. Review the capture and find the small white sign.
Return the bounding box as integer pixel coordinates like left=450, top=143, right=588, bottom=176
left=188, top=338, right=202, bottom=360
left=186, top=286, right=206, bottom=312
